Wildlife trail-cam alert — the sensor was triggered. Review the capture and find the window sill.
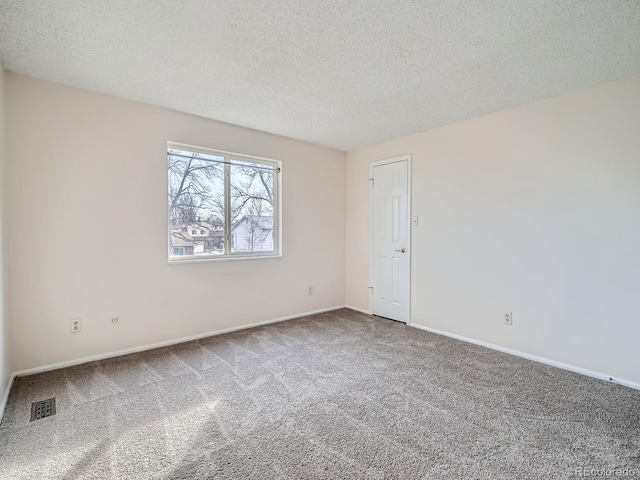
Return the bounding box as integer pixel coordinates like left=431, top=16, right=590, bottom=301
left=168, top=253, right=282, bottom=264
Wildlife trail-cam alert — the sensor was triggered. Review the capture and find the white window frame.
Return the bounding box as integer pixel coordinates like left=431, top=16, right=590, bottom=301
left=168, top=142, right=282, bottom=263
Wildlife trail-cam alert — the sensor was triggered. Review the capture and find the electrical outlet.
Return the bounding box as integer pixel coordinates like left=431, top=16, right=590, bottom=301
left=308, top=286, right=313, bottom=296
left=111, top=316, right=119, bottom=324
left=70, top=318, right=82, bottom=334
left=504, top=312, right=513, bottom=325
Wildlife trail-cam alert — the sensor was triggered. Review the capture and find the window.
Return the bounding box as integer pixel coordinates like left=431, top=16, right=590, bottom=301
left=168, top=143, right=281, bottom=261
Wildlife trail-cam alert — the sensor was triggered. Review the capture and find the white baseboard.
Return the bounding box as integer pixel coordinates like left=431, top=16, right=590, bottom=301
left=0, top=373, right=17, bottom=422
left=345, top=305, right=371, bottom=315
left=410, top=323, right=640, bottom=391
left=0, top=305, right=345, bottom=421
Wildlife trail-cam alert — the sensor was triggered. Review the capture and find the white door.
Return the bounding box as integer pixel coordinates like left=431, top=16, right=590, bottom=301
left=371, top=157, right=410, bottom=323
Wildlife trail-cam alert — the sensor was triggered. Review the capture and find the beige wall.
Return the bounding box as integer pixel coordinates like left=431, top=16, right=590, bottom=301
left=346, top=76, right=640, bottom=385
left=5, top=73, right=346, bottom=372
left=0, top=68, right=10, bottom=401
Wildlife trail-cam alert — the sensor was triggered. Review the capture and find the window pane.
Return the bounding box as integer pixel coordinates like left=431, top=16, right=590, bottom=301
left=168, top=149, right=226, bottom=258
left=229, top=160, right=275, bottom=253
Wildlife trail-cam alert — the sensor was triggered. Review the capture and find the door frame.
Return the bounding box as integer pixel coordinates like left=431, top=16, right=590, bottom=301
left=369, top=154, right=412, bottom=324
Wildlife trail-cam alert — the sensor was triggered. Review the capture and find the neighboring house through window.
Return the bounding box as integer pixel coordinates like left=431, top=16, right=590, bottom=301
left=232, top=215, right=274, bottom=251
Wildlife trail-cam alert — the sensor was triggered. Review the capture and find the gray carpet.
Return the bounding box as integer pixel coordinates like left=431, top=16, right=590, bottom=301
left=0, top=308, right=638, bottom=479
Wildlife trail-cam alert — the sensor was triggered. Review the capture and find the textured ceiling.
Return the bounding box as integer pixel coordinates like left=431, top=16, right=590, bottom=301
left=1, top=1, right=640, bottom=151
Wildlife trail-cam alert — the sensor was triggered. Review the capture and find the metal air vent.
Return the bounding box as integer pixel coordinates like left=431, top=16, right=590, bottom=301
left=30, top=398, right=56, bottom=421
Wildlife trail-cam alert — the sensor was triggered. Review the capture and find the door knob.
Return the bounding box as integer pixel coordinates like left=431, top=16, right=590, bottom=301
left=395, top=247, right=406, bottom=253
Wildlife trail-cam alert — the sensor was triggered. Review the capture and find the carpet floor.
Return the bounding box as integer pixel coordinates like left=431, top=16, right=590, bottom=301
left=0, top=308, right=638, bottom=479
